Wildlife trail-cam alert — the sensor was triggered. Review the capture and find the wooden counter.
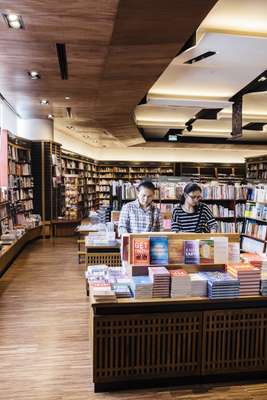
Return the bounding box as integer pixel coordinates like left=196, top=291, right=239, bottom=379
left=0, top=225, right=43, bottom=276
left=90, top=296, right=267, bottom=392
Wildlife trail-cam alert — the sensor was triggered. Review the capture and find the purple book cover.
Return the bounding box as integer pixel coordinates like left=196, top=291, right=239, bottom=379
left=184, top=240, right=200, bottom=264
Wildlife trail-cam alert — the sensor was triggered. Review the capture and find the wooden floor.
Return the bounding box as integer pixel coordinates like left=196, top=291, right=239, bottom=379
left=1, top=237, right=267, bottom=399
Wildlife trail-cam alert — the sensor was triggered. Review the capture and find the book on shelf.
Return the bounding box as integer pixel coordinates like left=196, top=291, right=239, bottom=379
left=241, top=236, right=265, bottom=254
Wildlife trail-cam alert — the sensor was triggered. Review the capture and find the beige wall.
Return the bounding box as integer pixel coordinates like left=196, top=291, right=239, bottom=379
left=54, top=130, right=100, bottom=160
left=97, top=146, right=266, bottom=163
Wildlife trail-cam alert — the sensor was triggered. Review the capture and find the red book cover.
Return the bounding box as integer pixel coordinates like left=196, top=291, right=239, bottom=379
left=132, top=238, right=150, bottom=265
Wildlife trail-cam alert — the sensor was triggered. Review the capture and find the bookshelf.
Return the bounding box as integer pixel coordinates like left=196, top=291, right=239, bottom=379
left=241, top=185, right=267, bottom=253
left=246, top=155, right=267, bottom=180
left=61, top=150, right=97, bottom=217
left=8, top=135, right=34, bottom=226
left=31, top=140, right=62, bottom=222
left=0, top=188, right=9, bottom=235
left=176, top=162, right=245, bottom=181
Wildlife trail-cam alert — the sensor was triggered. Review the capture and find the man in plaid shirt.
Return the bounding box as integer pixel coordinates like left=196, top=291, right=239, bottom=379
left=118, top=181, right=163, bottom=235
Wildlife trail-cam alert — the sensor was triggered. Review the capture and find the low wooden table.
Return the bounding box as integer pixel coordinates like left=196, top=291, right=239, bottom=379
left=52, top=219, right=82, bottom=237
left=90, top=295, right=267, bottom=392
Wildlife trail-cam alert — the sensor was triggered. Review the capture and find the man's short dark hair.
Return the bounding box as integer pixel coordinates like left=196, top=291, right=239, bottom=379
left=137, top=180, right=155, bottom=192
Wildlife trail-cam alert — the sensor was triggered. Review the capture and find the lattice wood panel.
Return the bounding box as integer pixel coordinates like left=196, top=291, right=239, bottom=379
left=86, top=252, right=121, bottom=267
left=202, top=308, right=267, bottom=374
left=93, top=312, right=202, bottom=382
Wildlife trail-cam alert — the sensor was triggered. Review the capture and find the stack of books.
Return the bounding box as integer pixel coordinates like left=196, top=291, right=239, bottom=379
left=85, top=264, right=108, bottom=282
left=203, top=272, right=240, bottom=299
left=170, top=269, right=191, bottom=297
left=227, top=263, right=261, bottom=296
left=130, top=276, right=153, bottom=299
left=112, top=283, right=132, bottom=298
left=149, top=266, right=170, bottom=298
left=189, top=273, right=208, bottom=297
left=90, top=282, right=117, bottom=302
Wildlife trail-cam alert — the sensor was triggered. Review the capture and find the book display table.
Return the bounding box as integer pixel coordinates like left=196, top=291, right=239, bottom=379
left=52, top=218, right=82, bottom=237
left=88, top=232, right=267, bottom=392
left=90, top=295, right=267, bottom=392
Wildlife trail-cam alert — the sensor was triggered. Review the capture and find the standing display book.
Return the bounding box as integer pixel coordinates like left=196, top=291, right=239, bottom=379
left=150, top=236, right=169, bottom=265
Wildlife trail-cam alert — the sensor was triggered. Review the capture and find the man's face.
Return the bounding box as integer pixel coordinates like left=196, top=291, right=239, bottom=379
left=137, top=187, right=154, bottom=208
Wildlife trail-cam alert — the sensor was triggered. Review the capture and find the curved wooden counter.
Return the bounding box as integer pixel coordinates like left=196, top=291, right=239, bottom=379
left=0, top=225, right=43, bottom=276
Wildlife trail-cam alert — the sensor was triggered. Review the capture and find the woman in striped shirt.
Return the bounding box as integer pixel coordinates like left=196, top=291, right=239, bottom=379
left=171, top=183, right=217, bottom=233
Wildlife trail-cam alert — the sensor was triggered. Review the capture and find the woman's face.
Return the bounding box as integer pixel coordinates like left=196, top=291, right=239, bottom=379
left=185, top=190, right=202, bottom=207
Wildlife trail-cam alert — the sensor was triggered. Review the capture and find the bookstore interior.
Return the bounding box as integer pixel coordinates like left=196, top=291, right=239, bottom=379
left=2, top=0, right=267, bottom=398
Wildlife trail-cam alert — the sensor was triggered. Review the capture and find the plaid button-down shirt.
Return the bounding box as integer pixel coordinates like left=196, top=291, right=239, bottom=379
left=118, top=199, right=162, bottom=235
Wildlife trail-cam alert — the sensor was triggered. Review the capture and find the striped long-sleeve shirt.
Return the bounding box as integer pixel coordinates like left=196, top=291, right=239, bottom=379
left=171, top=203, right=217, bottom=233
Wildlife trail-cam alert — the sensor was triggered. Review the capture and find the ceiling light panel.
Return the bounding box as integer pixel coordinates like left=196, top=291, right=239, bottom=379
left=2, top=13, right=24, bottom=29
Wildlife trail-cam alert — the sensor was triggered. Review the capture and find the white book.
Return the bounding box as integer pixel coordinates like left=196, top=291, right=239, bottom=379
left=212, top=237, right=228, bottom=264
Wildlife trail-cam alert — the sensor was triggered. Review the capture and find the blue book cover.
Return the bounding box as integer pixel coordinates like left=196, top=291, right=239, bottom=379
left=150, top=236, right=169, bottom=265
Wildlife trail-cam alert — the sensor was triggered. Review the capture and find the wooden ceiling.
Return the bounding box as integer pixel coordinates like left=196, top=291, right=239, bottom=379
left=0, top=0, right=217, bottom=146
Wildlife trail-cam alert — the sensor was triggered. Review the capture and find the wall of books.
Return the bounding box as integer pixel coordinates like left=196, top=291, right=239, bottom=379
left=8, top=135, right=34, bottom=226
left=61, top=150, right=97, bottom=219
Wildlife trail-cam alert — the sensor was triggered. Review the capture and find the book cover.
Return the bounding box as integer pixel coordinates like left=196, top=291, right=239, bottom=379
left=199, top=239, right=214, bottom=264
left=150, top=236, right=169, bottom=265
left=121, top=234, right=129, bottom=262
left=132, top=237, right=150, bottom=265
left=168, top=238, right=184, bottom=264
left=212, top=237, right=228, bottom=264
left=184, top=240, right=200, bottom=264
left=228, top=242, right=240, bottom=264
left=132, top=265, right=149, bottom=276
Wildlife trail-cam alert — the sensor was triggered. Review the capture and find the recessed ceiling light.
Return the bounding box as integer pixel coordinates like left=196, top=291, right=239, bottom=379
left=40, top=99, right=49, bottom=105
left=258, top=76, right=267, bottom=82
left=28, top=71, right=41, bottom=80
left=2, top=13, right=24, bottom=29
left=48, top=114, right=54, bottom=119
left=65, top=96, right=70, bottom=100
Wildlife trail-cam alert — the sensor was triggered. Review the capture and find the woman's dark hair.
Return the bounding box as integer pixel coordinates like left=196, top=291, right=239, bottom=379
left=137, top=180, right=155, bottom=192
left=180, top=183, right=202, bottom=205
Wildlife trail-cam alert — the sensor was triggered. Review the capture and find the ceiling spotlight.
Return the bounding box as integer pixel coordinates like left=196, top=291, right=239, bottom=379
left=258, top=76, right=267, bottom=82
left=65, top=96, right=70, bottom=100
left=48, top=114, right=54, bottom=119
left=40, top=99, right=49, bottom=105
left=28, top=71, right=41, bottom=80
left=3, top=13, right=24, bottom=29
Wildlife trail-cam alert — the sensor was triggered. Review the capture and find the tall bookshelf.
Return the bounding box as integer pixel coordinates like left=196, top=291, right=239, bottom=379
left=111, top=180, right=247, bottom=233
left=31, top=141, right=62, bottom=222
left=61, top=150, right=97, bottom=218
left=8, top=135, right=34, bottom=226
